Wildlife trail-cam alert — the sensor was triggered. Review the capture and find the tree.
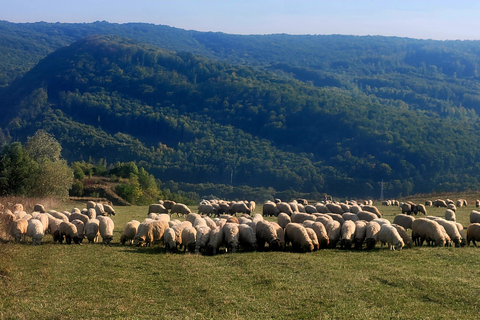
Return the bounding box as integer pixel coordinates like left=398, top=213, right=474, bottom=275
left=0, top=142, right=37, bottom=195
left=25, top=129, right=62, bottom=162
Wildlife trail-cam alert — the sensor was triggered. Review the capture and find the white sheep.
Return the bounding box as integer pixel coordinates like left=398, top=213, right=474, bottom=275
left=325, top=220, right=341, bottom=248
left=303, top=221, right=329, bottom=249
left=237, top=224, right=256, bottom=252
left=445, top=209, right=456, bottom=222
left=434, top=218, right=462, bottom=247
left=305, top=227, right=319, bottom=251
left=11, top=219, right=28, bottom=242
left=26, top=219, right=44, bottom=245
left=170, top=203, right=191, bottom=217
left=71, top=219, right=85, bottom=243
left=223, top=223, right=240, bottom=253
left=164, top=227, right=177, bottom=252
left=470, top=210, right=480, bottom=224
left=377, top=224, right=404, bottom=250
left=393, top=214, right=415, bottom=230
left=195, top=225, right=212, bottom=254
left=206, top=226, right=224, bottom=255
left=270, top=222, right=285, bottom=251
left=103, top=204, right=115, bottom=216
left=340, top=220, right=356, bottom=249
left=365, top=221, right=381, bottom=249
left=59, top=221, right=79, bottom=244
left=97, top=216, right=114, bottom=245
left=284, top=223, right=314, bottom=253
left=181, top=226, right=197, bottom=253
left=342, top=212, right=359, bottom=222
left=354, top=220, right=367, bottom=250
left=134, top=219, right=169, bottom=247
left=255, top=220, right=281, bottom=251
left=276, top=202, right=293, bottom=216
left=85, top=219, right=100, bottom=244
left=411, top=218, right=447, bottom=247
left=290, top=212, right=315, bottom=224
left=467, top=223, right=480, bottom=246
left=391, top=224, right=413, bottom=248
left=120, top=220, right=140, bottom=245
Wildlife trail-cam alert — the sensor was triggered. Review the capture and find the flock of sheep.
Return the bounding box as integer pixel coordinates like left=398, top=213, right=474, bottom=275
left=0, top=201, right=116, bottom=245
left=4, top=197, right=480, bottom=253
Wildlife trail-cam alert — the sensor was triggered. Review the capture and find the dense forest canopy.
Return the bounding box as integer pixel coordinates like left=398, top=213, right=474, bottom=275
left=2, top=21, right=480, bottom=199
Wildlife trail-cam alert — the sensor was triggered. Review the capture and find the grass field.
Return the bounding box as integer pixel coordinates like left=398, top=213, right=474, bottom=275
left=1, top=198, right=480, bottom=319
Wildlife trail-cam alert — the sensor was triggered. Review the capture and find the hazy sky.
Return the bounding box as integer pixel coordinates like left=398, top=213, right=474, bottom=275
left=2, top=0, right=480, bottom=40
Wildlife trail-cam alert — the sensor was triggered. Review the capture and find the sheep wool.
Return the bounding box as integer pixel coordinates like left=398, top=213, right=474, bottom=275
left=98, top=216, right=115, bottom=245
left=85, top=219, right=100, bottom=244
left=255, top=220, right=281, bottom=251
left=120, top=220, right=140, bottom=245
left=59, top=221, right=79, bottom=244
left=237, top=224, right=256, bottom=252
left=26, top=219, right=44, bottom=245
left=325, top=220, right=341, bottom=248
left=303, top=221, right=329, bottom=249
left=223, top=223, right=240, bottom=253
left=466, top=223, right=480, bottom=246
left=377, top=224, right=404, bottom=250
left=11, top=219, right=28, bottom=242
left=207, top=226, right=224, bottom=255
left=365, top=221, right=381, bottom=249
left=195, top=226, right=212, bottom=254
left=393, top=214, right=415, bottom=230
left=284, top=223, right=314, bottom=253
left=340, top=220, right=356, bottom=249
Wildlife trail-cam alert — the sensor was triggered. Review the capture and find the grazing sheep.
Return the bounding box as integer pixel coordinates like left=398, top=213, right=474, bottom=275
left=362, top=205, right=382, bottom=218
left=476, top=200, right=480, bottom=208
left=372, top=218, right=391, bottom=226
left=276, top=202, right=294, bottom=216
left=255, top=220, right=281, bottom=251
left=86, top=208, right=96, bottom=220
left=349, top=205, right=362, bottom=214
left=148, top=203, right=168, bottom=214
left=303, top=221, right=329, bottom=249
left=354, top=220, right=367, bottom=250
left=171, top=203, right=191, bottom=217
left=163, top=200, right=176, bottom=211
left=401, top=203, right=413, bottom=215
left=315, top=203, right=330, bottom=213
left=33, top=204, right=46, bottom=213
left=288, top=201, right=299, bottom=213
left=470, top=210, right=480, bottom=224
left=237, top=224, right=256, bottom=252
left=87, top=201, right=96, bottom=210
left=223, top=223, right=240, bottom=253
left=271, top=222, right=286, bottom=250
left=393, top=214, right=415, bottom=230
left=416, top=204, right=427, bottom=215
left=455, top=222, right=467, bottom=246
left=340, top=220, right=356, bottom=250
left=315, top=214, right=333, bottom=226
left=172, top=221, right=193, bottom=248
left=71, top=219, right=85, bottom=243
left=103, top=204, right=115, bottom=216
left=342, top=212, right=359, bottom=222
left=434, top=218, right=462, bottom=247
left=325, top=220, right=341, bottom=248
left=0, top=211, right=15, bottom=241
left=35, top=213, right=50, bottom=234
left=355, top=211, right=376, bottom=222
left=181, top=226, right=197, bottom=253
left=285, top=223, right=314, bottom=252
left=326, top=203, right=344, bottom=214
left=377, top=224, right=404, bottom=250
left=95, top=203, right=106, bottom=217
left=434, top=199, right=447, bottom=208
left=164, top=228, right=177, bottom=252
left=206, top=226, right=224, bottom=255
left=411, top=218, right=446, bottom=247
left=467, top=223, right=480, bottom=246
left=391, top=224, right=413, bottom=248
left=229, top=202, right=252, bottom=216
left=26, top=219, right=44, bottom=245
left=198, top=204, right=218, bottom=216
left=425, top=200, right=433, bottom=207
left=365, top=221, right=381, bottom=250
left=69, top=212, right=89, bottom=226
left=120, top=220, right=140, bottom=245
left=97, top=216, right=114, bottom=245
left=85, top=219, right=100, bottom=244
left=305, top=227, right=319, bottom=251
left=304, top=205, right=318, bottom=214
left=291, top=212, right=315, bottom=224
left=195, top=226, right=212, bottom=254
left=447, top=204, right=456, bottom=212
left=445, top=209, right=456, bottom=222
left=262, top=202, right=280, bottom=217
left=11, top=219, right=28, bottom=242
left=59, top=221, right=80, bottom=244
left=325, top=213, right=345, bottom=225
left=134, top=219, right=169, bottom=247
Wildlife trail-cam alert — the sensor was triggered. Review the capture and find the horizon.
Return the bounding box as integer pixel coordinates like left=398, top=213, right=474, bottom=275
left=2, top=0, right=480, bottom=41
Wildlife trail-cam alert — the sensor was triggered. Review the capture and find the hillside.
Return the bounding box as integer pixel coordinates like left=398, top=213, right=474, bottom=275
left=1, top=22, right=480, bottom=197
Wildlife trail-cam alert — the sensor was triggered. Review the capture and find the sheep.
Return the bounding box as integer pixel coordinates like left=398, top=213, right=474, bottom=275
left=303, top=221, right=329, bottom=249
left=97, top=216, right=114, bottom=245
left=365, top=221, right=381, bottom=249
left=87, top=201, right=96, bottom=210
left=198, top=204, right=218, bottom=216
left=172, top=221, right=193, bottom=248
left=391, top=224, right=413, bottom=248
left=411, top=218, right=446, bottom=247
left=362, top=205, right=382, bottom=218
left=47, top=211, right=68, bottom=222
left=206, top=226, right=224, bottom=255
left=445, top=209, right=456, bottom=222
left=85, top=219, right=100, bottom=244
left=171, top=203, right=191, bottom=217
left=120, top=220, right=140, bottom=245
left=340, top=220, right=356, bottom=249
left=277, top=212, right=292, bottom=228
left=447, top=204, right=457, bottom=212
left=11, top=219, right=28, bottom=242
left=248, top=201, right=256, bottom=213
left=288, top=201, right=299, bottom=213
left=342, top=212, right=359, bottom=222
left=476, top=200, right=480, bottom=208
left=13, top=204, right=24, bottom=212
left=202, top=216, right=217, bottom=229
left=71, top=219, right=85, bottom=243
left=223, top=223, right=240, bottom=253
left=59, top=221, right=80, bottom=244
left=85, top=208, right=96, bottom=220
left=104, top=204, right=115, bottom=216
left=290, top=212, right=315, bottom=224
left=285, top=223, right=314, bottom=253
left=226, top=216, right=239, bottom=224
left=255, top=220, right=281, bottom=251
left=393, top=214, right=415, bottom=230
left=14, top=211, right=27, bottom=220
left=434, top=199, right=447, bottom=207
left=163, top=200, right=176, bottom=211
left=470, top=210, right=480, bottom=224
left=237, top=224, right=256, bottom=252
left=467, top=223, right=480, bottom=246
left=416, top=204, right=427, bottom=215
left=262, top=202, right=280, bottom=217
left=325, top=213, right=345, bottom=225
left=325, top=220, right=341, bottom=248
left=372, top=218, right=391, bottom=226
left=354, top=220, right=367, bottom=250
left=69, top=212, right=89, bottom=226
left=305, top=227, right=319, bottom=251
left=95, top=203, right=106, bottom=217
left=326, top=203, right=344, bottom=214
left=181, top=226, right=197, bottom=253
left=425, top=200, right=433, bottom=207
left=35, top=213, right=50, bottom=234
left=168, top=219, right=181, bottom=228
left=304, top=205, right=318, bottom=214
left=349, top=205, right=362, bottom=214
left=26, top=219, right=44, bottom=245
left=434, top=218, right=462, bottom=247
left=134, top=219, right=169, bottom=247
left=271, top=222, right=286, bottom=250
left=164, top=228, right=177, bottom=252
left=455, top=222, right=467, bottom=246
left=0, top=211, right=15, bottom=241
left=377, top=224, right=404, bottom=250
left=401, top=203, right=413, bottom=215
left=315, top=203, right=330, bottom=213
left=33, top=204, right=46, bottom=213
left=195, top=226, right=212, bottom=254
left=315, top=214, right=333, bottom=226
left=276, top=202, right=294, bottom=216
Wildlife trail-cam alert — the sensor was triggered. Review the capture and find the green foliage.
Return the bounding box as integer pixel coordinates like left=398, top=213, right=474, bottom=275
left=69, top=180, right=84, bottom=197
left=0, top=142, right=37, bottom=196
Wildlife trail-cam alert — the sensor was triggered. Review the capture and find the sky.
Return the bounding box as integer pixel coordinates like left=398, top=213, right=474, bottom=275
left=2, top=0, right=480, bottom=40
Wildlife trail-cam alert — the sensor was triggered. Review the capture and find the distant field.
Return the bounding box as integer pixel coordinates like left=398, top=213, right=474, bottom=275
left=1, top=199, right=480, bottom=319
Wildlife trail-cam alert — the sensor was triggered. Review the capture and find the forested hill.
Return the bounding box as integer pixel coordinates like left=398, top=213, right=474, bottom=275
left=2, top=34, right=480, bottom=198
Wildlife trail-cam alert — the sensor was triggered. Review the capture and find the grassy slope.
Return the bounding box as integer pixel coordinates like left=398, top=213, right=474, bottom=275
left=1, top=200, right=480, bottom=319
